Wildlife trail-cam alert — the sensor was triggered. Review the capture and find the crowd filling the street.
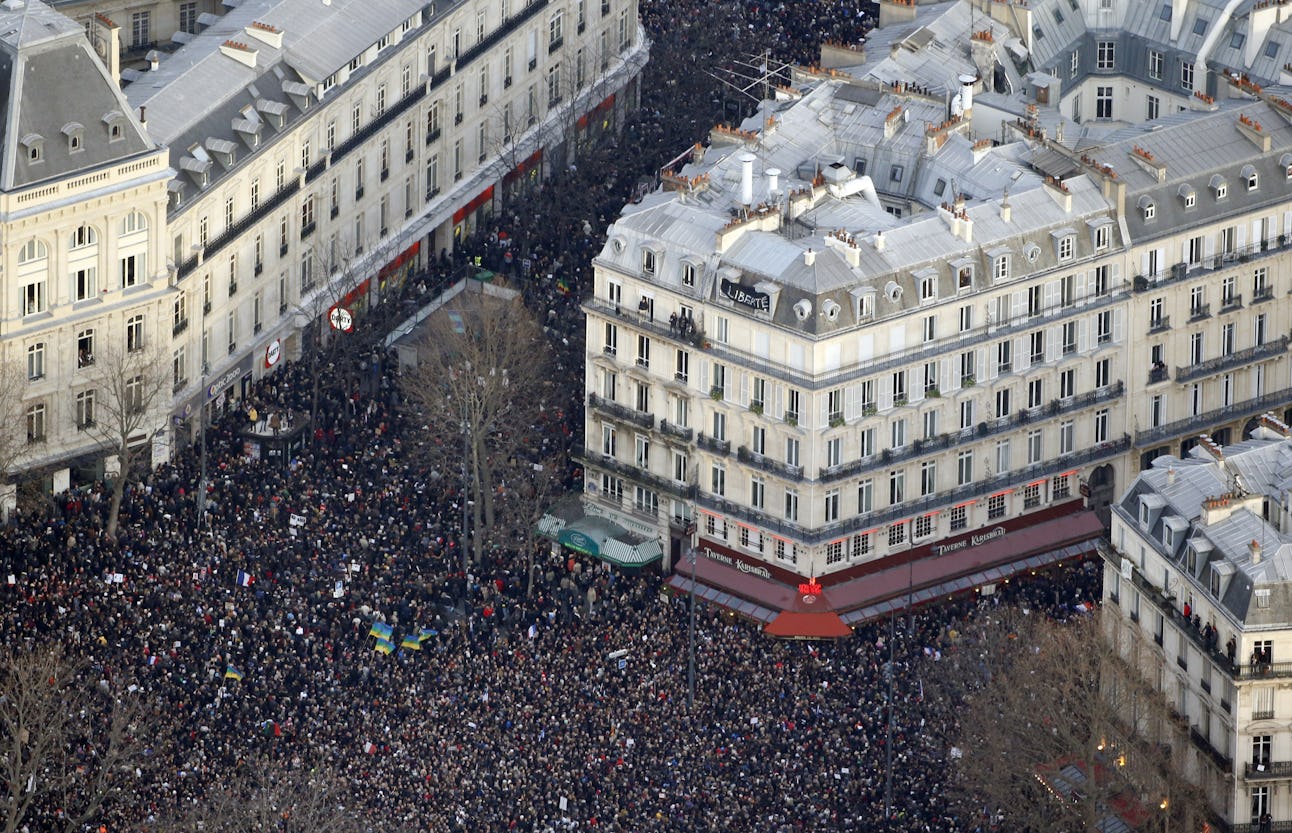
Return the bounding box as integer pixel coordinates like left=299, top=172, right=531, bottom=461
left=2, top=2, right=1110, bottom=831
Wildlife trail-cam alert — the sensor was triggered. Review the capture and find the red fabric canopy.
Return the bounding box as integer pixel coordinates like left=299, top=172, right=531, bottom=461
left=763, top=611, right=852, bottom=639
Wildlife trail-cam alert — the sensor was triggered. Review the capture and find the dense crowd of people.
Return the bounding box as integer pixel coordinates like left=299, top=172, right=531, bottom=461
left=0, top=2, right=1115, bottom=831
left=2, top=347, right=1100, bottom=831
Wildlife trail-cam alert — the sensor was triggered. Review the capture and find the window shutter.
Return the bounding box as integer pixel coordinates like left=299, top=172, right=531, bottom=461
left=1236, top=224, right=1247, bottom=252
left=857, top=333, right=874, bottom=361
left=1044, top=281, right=1059, bottom=314
left=774, top=384, right=784, bottom=419
left=845, top=384, right=861, bottom=420
left=739, top=371, right=750, bottom=406
left=878, top=376, right=893, bottom=412
left=1110, top=262, right=1121, bottom=288
left=981, top=347, right=994, bottom=381
left=699, top=360, right=709, bottom=393
left=1203, top=235, right=1215, bottom=261
left=1139, top=252, right=1150, bottom=277
left=1015, top=337, right=1030, bottom=372
left=1046, top=327, right=1060, bottom=363
left=1075, top=272, right=1088, bottom=306
left=819, top=393, right=830, bottom=425
left=1010, top=291, right=1025, bottom=322
left=1078, top=318, right=1089, bottom=353
left=1113, top=308, right=1125, bottom=344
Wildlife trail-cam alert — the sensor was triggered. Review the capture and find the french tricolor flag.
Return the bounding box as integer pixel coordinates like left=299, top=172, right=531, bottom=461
left=237, top=570, right=254, bottom=587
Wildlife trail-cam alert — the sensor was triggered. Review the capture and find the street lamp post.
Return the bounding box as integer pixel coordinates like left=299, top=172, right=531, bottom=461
left=687, top=537, right=697, bottom=711
left=459, top=413, right=470, bottom=611
left=198, top=365, right=209, bottom=523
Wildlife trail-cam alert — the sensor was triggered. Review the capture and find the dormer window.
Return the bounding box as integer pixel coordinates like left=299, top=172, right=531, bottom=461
left=103, top=111, right=125, bottom=142
left=954, top=260, right=974, bottom=291
left=1139, top=195, right=1156, bottom=220
left=1243, top=164, right=1258, bottom=191
left=681, top=261, right=696, bottom=288
left=1178, top=184, right=1196, bottom=209
left=61, top=122, right=85, bottom=153
left=21, top=133, right=44, bottom=163
left=1210, top=175, right=1227, bottom=200
left=988, top=249, right=1011, bottom=282
left=1209, top=564, right=1222, bottom=598
left=1057, top=235, right=1074, bottom=261
left=641, top=248, right=657, bottom=276
left=1282, top=153, right=1292, bottom=180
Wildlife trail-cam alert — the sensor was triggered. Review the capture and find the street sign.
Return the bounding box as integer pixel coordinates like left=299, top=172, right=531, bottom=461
left=329, top=306, right=354, bottom=332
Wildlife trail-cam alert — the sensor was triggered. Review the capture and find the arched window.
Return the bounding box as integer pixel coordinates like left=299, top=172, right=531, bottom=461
left=18, top=239, right=47, bottom=264
left=70, top=224, right=98, bottom=249
left=17, top=239, right=47, bottom=315
left=118, top=211, right=148, bottom=236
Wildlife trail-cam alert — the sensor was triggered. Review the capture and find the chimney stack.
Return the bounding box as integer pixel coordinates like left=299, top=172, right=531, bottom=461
left=1250, top=539, right=1263, bottom=564
left=740, top=152, right=756, bottom=206
left=874, top=230, right=885, bottom=252
left=959, top=74, right=976, bottom=116
left=803, top=248, right=816, bottom=266
left=1167, top=466, right=1176, bottom=485
left=1000, top=193, right=1011, bottom=223
left=139, top=106, right=146, bottom=125
left=767, top=167, right=781, bottom=197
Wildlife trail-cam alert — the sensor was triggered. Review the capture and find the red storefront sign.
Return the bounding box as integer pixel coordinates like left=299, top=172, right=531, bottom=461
left=503, top=149, right=543, bottom=185
left=452, top=185, right=495, bottom=224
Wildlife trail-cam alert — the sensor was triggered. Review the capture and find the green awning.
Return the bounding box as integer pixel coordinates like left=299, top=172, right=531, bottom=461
left=558, top=523, right=609, bottom=557
left=539, top=500, right=663, bottom=567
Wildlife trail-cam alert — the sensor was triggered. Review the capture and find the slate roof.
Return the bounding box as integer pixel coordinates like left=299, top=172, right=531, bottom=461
left=1119, top=433, right=1292, bottom=630
left=0, top=0, right=154, bottom=191
left=126, top=0, right=432, bottom=146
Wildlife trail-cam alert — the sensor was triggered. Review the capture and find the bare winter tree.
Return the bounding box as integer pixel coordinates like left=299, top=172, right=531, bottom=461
left=292, top=231, right=403, bottom=431
left=169, top=758, right=362, bottom=833
left=403, top=290, right=550, bottom=564
left=934, top=608, right=1206, bottom=833
left=0, top=644, right=142, bottom=833
left=0, top=357, right=32, bottom=517
left=85, top=343, right=172, bottom=538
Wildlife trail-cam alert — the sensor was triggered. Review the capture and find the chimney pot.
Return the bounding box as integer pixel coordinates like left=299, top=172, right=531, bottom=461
left=740, top=152, right=756, bottom=206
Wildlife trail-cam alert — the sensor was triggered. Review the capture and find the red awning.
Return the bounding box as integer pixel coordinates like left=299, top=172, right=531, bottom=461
left=825, top=510, right=1104, bottom=612
left=764, top=611, right=852, bottom=639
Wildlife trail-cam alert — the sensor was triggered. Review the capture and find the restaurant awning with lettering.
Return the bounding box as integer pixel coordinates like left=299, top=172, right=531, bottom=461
left=666, top=510, right=1104, bottom=633
left=826, top=510, right=1104, bottom=617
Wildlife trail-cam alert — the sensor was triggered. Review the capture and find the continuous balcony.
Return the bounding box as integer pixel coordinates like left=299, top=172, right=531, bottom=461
left=659, top=420, right=693, bottom=441
left=175, top=181, right=301, bottom=279
left=1133, top=238, right=1292, bottom=294
left=736, top=446, right=804, bottom=481
left=429, top=0, right=550, bottom=89
left=585, top=286, right=1125, bottom=393
left=581, top=452, right=696, bottom=500
left=1175, top=335, right=1289, bottom=383
left=816, top=382, right=1123, bottom=484
left=1245, top=761, right=1292, bottom=780
left=308, top=86, right=427, bottom=182
left=1134, top=384, right=1292, bottom=446
left=1148, top=315, right=1171, bottom=334
left=587, top=393, right=653, bottom=430
left=697, top=436, right=1129, bottom=547
left=695, top=434, right=730, bottom=454
left=1112, top=551, right=1292, bottom=685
